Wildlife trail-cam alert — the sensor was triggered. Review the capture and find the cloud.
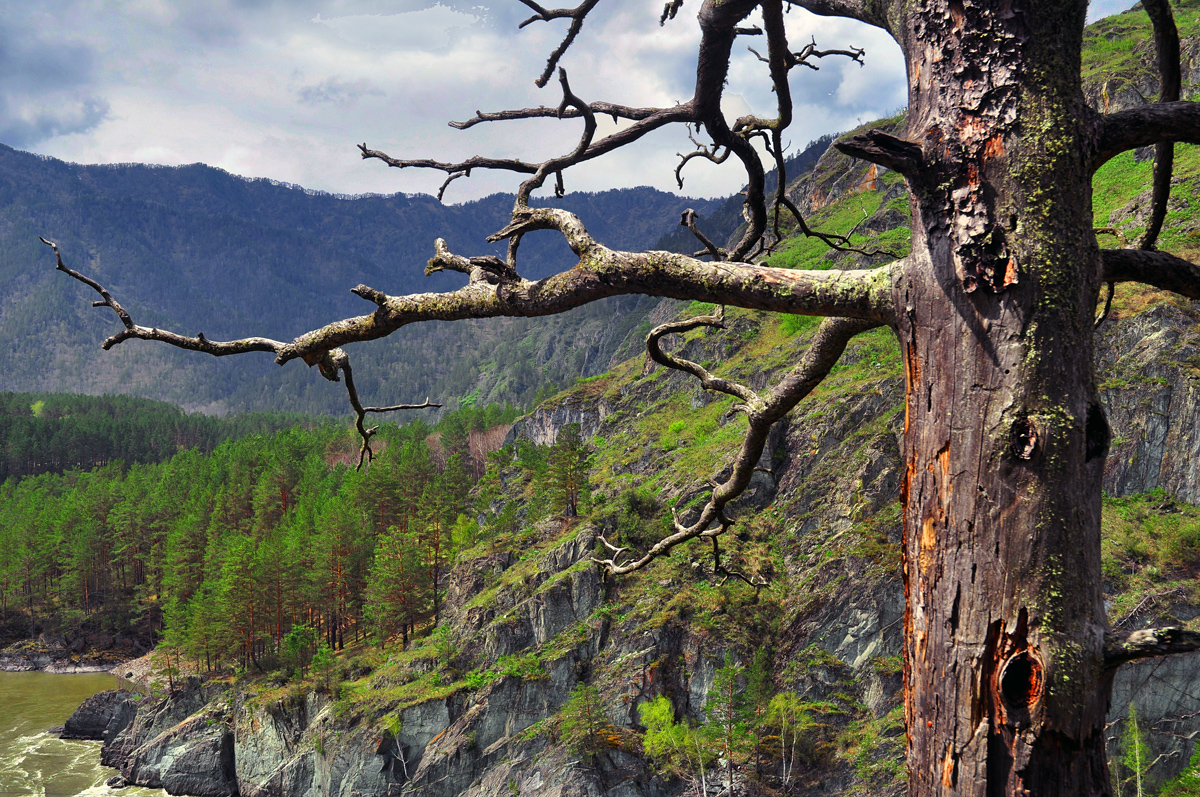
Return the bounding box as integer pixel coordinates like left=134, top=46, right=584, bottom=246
left=0, top=17, right=110, bottom=147
left=0, top=97, right=111, bottom=149
left=297, top=77, right=386, bottom=107
left=310, top=5, right=484, bottom=53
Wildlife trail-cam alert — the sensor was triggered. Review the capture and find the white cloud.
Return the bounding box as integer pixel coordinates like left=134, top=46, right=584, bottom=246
left=21, top=0, right=908, bottom=201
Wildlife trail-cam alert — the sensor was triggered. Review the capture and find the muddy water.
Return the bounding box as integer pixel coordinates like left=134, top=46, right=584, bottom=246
left=0, top=671, right=163, bottom=797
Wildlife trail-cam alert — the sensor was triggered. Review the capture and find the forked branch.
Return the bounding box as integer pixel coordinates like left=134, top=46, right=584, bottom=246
left=593, top=313, right=880, bottom=576
left=516, top=0, right=602, bottom=88
left=333, top=349, right=440, bottom=469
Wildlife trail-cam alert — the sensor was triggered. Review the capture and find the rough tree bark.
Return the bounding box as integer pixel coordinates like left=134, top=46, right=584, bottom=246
left=44, top=1, right=1200, bottom=795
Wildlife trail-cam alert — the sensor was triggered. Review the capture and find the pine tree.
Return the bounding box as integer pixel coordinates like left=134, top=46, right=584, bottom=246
left=548, top=423, right=591, bottom=518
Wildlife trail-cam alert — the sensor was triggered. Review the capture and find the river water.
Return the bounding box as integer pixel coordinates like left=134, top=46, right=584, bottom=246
left=0, top=672, right=163, bottom=797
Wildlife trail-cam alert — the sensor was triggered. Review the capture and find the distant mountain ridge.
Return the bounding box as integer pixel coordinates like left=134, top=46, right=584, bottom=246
left=0, top=144, right=727, bottom=414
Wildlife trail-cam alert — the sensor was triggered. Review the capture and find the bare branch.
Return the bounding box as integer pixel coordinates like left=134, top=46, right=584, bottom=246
left=1105, top=627, right=1200, bottom=668
left=835, top=129, right=924, bottom=176
left=449, top=102, right=659, bottom=131
left=332, top=349, right=440, bottom=469
left=786, top=0, right=893, bottom=33
left=790, top=37, right=865, bottom=70
left=516, top=0, right=602, bottom=88
left=44, top=238, right=438, bottom=464
left=680, top=208, right=724, bottom=260
left=645, top=305, right=757, bottom=401
left=709, top=535, right=767, bottom=589
left=358, top=144, right=539, bottom=180
left=675, top=130, right=730, bottom=189
left=514, top=68, right=599, bottom=205
left=436, top=171, right=469, bottom=202
left=1094, top=101, right=1200, bottom=170
left=778, top=196, right=900, bottom=259
left=1101, top=248, right=1200, bottom=300
left=594, top=315, right=881, bottom=575
left=1138, top=0, right=1182, bottom=250
left=41, top=237, right=284, bottom=356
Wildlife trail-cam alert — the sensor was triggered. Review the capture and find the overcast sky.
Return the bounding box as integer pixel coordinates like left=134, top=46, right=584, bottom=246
left=7, top=0, right=1134, bottom=202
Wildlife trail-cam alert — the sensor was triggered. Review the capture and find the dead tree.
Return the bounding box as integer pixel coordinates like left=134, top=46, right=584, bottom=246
left=44, top=1, right=1200, bottom=794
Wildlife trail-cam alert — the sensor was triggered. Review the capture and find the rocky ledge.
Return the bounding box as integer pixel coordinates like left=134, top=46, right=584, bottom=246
left=0, top=632, right=141, bottom=673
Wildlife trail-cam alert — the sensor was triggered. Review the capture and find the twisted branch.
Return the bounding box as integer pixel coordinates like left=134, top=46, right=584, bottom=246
left=333, top=349, right=440, bottom=469
left=1138, top=0, right=1182, bottom=251
left=593, top=313, right=881, bottom=575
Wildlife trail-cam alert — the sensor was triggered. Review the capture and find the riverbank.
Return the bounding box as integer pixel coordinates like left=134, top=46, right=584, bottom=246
left=0, top=633, right=142, bottom=674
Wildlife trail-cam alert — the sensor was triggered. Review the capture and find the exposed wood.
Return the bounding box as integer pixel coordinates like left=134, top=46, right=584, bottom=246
left=1105, top=627, right=1200, bottom=667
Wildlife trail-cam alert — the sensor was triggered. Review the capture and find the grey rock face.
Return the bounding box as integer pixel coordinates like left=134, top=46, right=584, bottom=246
left=1109, top=651, right=1200, bottom=794
left=505, top=397, right=611, bottom=447
left=121, top=710, right=237, bottom=797
left=1099, top=304, right=1200, bottom=505
left=61, top=689, right=139, bottom=743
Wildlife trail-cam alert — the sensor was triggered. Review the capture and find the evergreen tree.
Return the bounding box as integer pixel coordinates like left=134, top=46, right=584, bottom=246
left=548, top=423, right=591, bottom=518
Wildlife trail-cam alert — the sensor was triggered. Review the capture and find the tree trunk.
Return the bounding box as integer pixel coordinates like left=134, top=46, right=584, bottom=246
left=897, top=3, right=1113, bottom=794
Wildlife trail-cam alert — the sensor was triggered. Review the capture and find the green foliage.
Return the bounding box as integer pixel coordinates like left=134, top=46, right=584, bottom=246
left=311, top=642, right=336, bottom=694
left=0, top=409, right=503, bottom=670
left=559, top=684, right=611, bottom=757
left=283, top=624, right=318, bottom=675
left=1114, top=703, right=1152, bottom=797
left=548, top=423, right=593, bottom=518
left=463, top=653, right=548, bottom=689
left=0, top=391, right=318, bottom=480
left=780, top=314, right=822, bottom=337
left=640, top=696, right=714, bottom=777
left=1160, top=744, right=1200, bottom=797
left=707, top=657, right=756, bottom=792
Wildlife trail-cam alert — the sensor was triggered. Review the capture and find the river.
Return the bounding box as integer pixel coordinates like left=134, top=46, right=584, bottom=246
left=0, top=672, right=163, bottom=797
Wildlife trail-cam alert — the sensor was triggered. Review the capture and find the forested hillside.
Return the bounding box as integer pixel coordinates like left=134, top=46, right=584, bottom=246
left=0, top=392, right=322, bottom=480
left=0, top=145, right=731, bottom=415
left=0, top=402, right=520, bottom=652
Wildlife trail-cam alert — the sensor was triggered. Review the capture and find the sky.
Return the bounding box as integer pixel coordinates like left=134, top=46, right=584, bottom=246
left=6, top=0, right=1135, bottom=202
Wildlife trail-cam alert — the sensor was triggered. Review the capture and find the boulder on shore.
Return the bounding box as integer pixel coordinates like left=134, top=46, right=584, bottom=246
left=61, top=689, right=138, bottom=743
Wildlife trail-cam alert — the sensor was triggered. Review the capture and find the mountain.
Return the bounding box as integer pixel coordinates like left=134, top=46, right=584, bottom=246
left=0, top=145, right=729, bottom=414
